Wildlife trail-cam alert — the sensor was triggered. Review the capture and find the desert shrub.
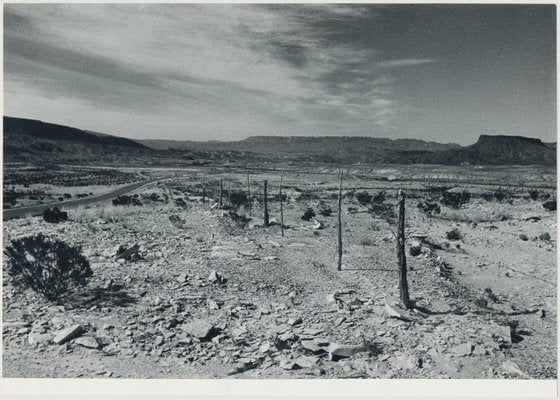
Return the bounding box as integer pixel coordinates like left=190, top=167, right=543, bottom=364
left=519, top=234, right=529, bottom=241
left=372, top=191, right=387, bottom=204
left=4, top=234, right=92, bottom=300
left=542, top=200, right=557, bottom=211
left=480, top=192, right=494, bottom=202
left=356, top=191, right=372, bottom=206
left=318, top=202, right=333, bottom=217
left=446, top=228, right=463, bottom=240
left=174, top=198, right=188, bottom=208
left=441, top=191, right=471, bottom=209
left=112, top=195, right=142, bottom=206
left=63, top=193, right=72, bottom=199
left=370, top=203, right=396, bottom=221
left=539, top=232, right=551, bottom=241
left=169, top=214, right=186, bottom=229
left=43, top=207, right=68, bottom=223
left=298, top=191, right=320, bottom=201
left=301, top=207, right=316, bottom=221
left=229, top=192, right=248, bottom=207
left=493, top=188, right=510, bottom=202
left=528, top=189, right=540, bottom=201
left=417, top=201, right=441, bottom=216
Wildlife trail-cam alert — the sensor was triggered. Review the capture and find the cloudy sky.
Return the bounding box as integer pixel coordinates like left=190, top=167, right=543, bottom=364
left=4, top=3, right=556, bottom=144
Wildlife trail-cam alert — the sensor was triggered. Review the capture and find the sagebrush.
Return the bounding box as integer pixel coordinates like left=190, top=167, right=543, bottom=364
left=5, top=234, right=92, bottom=300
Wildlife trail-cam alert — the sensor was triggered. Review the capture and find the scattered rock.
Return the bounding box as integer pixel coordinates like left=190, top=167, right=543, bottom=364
left=301, top=340, right=327, bottom=355
left=75, top=336, right=100, bottom=349
left=295, top=355, right=320, bottom=368
left=288, top=317, right=303, bottom=326
left=452, top=343, right=473, bottom=357
left=53, top=325, right=84, bottom=345
left=328, top=343, right=365, bottom=360
left=181, top=319, right=218, bottom=341
left=501, top=360, right=529, bottom=378
left=207, top=270, right=226, bottom=284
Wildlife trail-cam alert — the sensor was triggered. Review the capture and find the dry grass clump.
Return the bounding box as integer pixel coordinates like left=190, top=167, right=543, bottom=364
left=441, top=208, right=512, bottom=223
left=73, top=205, right=127, bottom=223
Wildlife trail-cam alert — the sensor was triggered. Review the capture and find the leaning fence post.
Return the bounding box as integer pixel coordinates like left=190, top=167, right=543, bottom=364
left=263, top=179, right=269, bottom=227
left=280, top=173, right=285, bottom=237
left=397, top=189, right=411, bottom=309
left=337, top=170, right=343, bottom=271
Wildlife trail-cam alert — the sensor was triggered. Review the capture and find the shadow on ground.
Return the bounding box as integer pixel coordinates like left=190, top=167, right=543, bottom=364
left=67, top=284, right=137, bottom=309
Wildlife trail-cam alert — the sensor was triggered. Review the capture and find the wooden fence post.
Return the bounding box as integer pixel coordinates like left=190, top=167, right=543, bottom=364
left=397, top=189, right=412, bottom=309
left=228, top=179, right=231, bottom=205
left=247, top=173, right=251, bottom=216
left=337, top=170, right=343, bottom=271
left=202, top=187, right=206, bottom=204
left=219, top=179, right=223, bottom=209
left=263, top=179, right=269, bottom=227
left=280, top=173, right=284, bottom=237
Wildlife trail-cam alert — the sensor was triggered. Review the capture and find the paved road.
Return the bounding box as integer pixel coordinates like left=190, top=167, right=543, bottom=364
left=3, top=179, right=161, bottom=220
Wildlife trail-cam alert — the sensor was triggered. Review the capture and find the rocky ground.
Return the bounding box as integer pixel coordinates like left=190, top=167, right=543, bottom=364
left=2, top=172, right=557, bottom=379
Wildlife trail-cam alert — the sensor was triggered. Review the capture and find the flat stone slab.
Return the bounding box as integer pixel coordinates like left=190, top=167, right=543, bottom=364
left=53, top=325, right=84, bottom=345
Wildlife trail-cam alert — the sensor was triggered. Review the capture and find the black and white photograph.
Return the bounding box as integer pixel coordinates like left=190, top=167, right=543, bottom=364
left=1, top=1, right=557, bottom=389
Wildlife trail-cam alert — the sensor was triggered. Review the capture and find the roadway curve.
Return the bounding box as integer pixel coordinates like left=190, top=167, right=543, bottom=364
left=3, top=179, right=162, bottom=220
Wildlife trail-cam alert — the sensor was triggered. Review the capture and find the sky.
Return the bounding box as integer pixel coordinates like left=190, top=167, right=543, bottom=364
left=3, top=3, right=557, bottom=145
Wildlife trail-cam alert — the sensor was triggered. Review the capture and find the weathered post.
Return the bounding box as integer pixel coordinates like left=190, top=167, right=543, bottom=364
left=202, top=187, right=206, bottom=204
left=247, top=173, right=251, bottom=216
left=228, top=179, right=231, bottom=205
left=219, top=179, right=223, bottom=209
left=280, top=173, right=285, bottom=237
left=337, top=170, right=343, bottom=271
left=263, top=179, right=269, bottom=227
left=397, top=189, right=412, bottom=309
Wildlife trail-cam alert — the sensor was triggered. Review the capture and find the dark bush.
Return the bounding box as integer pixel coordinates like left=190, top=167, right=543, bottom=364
left=417, top=201, right=441, bottom=216
left=441, top=191, right=471, bottom=209
left=229, top=191, right=248, bottom=207
left=301, top=207, right=316, bottom=221
left=528, top=189, right=540, bottom=201
left=493, top=188, right=510, bottom=202
left=539, top=232, right=551, bottom=241
left=356, top=191, right=372, bottom=206
left=112, top=195, right=142, bottom=206
left=63, top=193, right=72, bottom=199
left=543, top=201, right=556, bottom=211
left=43, top=207, right=68, bottom=223
left=174, top=198, right=188, bottom=208
left=5, top=234, right=92, bottom=300
left=480, top=192, right=494, bottom=202
left=446, top=228, right=463, bottom=240
left=372, top=191, right=386, bottom=204
left=318, top=202, right=333, bottom=217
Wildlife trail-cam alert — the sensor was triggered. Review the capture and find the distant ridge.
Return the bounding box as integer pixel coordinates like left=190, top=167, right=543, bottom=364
left=3, top=116, right=556, bottom=166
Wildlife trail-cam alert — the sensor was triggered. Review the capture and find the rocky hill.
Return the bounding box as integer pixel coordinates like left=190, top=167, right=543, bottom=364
left=4, top=116, right=152, bottom=164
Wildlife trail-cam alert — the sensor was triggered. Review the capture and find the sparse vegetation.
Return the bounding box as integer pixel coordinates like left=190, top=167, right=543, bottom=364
left=73, top=205, right=126, bottom=223
left=446, top=228, right=463, bottom=240
left=5, top=234, right=92, bottom=300
left=359, top=237, right=372, bottom=246
left=113, top=195, right=142, bottom=206
left=417, top=200, right=441, bottom=216
left=355, top=191, right=372, bottom=206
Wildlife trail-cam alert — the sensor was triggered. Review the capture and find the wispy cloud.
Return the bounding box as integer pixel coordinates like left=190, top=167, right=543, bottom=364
left=4, top=4, right=436, bottom=140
